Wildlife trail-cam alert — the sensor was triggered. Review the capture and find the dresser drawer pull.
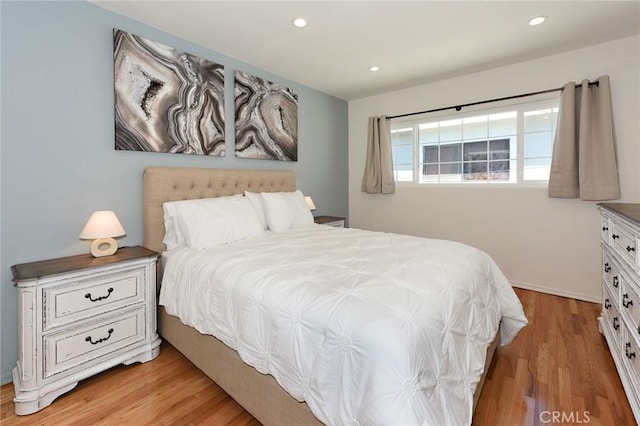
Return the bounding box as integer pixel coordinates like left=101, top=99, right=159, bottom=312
left=602, top=226, right=609, bottom=231
left=623, top=294, right=634, bottom=308
left=637, top=323, right=640, bottom=335
left=627, top=246, right=636, bottom=253
left=604, top=263, right=611, bottom=273
left=614, top=317, right=620, bottom=330
left=85, top=328, right=114, bottom=345
left=626, top=342, right=637, bottom=359
left=613, top=276, right=619, bottom=288
left=613, top=234, right=620, bottom=240
left=85, top=287, right=113, bottom=302
left=605, top=298, right=611, bottom=309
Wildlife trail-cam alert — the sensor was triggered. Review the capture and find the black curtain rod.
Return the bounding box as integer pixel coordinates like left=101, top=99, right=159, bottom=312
left=386, top=81, right=599, bottom=120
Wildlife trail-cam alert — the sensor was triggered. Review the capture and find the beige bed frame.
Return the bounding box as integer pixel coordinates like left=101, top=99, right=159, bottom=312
left=142, top=166, right=498, bottom=425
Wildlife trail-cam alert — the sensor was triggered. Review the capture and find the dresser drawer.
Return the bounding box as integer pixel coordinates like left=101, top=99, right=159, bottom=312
left=624, top=333, right=640, bottom=389
left=622, top=278, right=640, bottom=340
left=602, top=214, right=612, bottom=242
left=43, top=267, right=145, bottom=331
left=604, top=285, right=622, bottom=345
left=44, top=307, right=146, bottom=378
left=611, top=221, right=638, bottom=270
left=603, top=251, right=622, bottom=299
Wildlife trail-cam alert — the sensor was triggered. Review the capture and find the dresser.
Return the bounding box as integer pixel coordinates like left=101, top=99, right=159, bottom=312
left=599, top=203, right=640, bottom=422
left=11, top=246, right=161, bottom=415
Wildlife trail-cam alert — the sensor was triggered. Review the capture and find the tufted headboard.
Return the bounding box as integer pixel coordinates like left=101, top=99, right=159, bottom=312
left=143, top=167, right=296, bottom=253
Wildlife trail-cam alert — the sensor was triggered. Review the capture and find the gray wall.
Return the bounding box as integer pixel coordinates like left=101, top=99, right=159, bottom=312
left=0, top=1, right=348, bottom=383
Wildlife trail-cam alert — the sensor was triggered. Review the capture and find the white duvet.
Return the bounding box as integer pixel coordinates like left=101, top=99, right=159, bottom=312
left=160, top=225, right=527, bottom=425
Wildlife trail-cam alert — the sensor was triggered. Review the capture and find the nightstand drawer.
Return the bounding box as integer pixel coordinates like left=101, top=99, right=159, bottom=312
left=43, top=267, right=145, bottom=330
left=44, top=307, right=145, bottom=378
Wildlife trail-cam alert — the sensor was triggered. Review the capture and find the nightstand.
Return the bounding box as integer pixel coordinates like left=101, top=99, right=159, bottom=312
left=314, top=215, right=346, bottom=228
left=11, top=246, right=161, bottom=415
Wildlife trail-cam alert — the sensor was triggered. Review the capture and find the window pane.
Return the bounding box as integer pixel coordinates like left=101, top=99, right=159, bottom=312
left=419, top=123, right=438, bottom=144
left=440, top=143, right=462, bottom=162
left=464, top=141, right=487, bottom=161
left=396, top=144, right=413, bottom=164
left=396, top=164, right=414, bottom=182
left=524, top=109, right=553, bottom=132
left=439, top=163, right=462, bottom=183
left=440, top=162, right=461, bottom=175
left=489, top=112, right=516, bottom=137
left=489, top=160, right=510, bottom=181
left=524, top=158, right=551, bottom=181
left=464, top=161, right=488, bottom=180
left=421, top=145, right=438, bottom=163
left=463, top=116, right=487, bottom=140
left=421, top=163, right=438, bottom=175
left=489, top=138, right=510, bottom=160
left=439, top=119, right=462, bottom=141
left=524, top=132, right=553, bottom=159
left=391, top=128, right=413, bottom=145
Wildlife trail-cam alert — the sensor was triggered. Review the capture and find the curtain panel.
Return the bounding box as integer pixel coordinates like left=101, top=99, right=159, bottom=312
left=548, top=75, right=620, bottom=201
left=362, top=116, right=395, bottom=194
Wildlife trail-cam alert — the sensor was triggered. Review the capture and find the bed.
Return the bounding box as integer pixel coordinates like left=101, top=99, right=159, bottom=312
left=142, top=166, right=527, bottom=425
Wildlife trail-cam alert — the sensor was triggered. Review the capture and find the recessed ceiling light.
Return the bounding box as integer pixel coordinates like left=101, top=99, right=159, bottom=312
left=369, top=66, right=380, bottom=72
left=528, top=16, right=546, bottom=26
left=293, top=18, right=307, bottom=28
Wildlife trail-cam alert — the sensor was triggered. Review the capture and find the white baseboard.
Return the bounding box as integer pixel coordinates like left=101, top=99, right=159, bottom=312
left=510, top=280, right=601, bottom=304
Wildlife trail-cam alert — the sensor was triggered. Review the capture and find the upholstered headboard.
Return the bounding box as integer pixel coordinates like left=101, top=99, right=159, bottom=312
left=143, top=167, right=296, bottom=253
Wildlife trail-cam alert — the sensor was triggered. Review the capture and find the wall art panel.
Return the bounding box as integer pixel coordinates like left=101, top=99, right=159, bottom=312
left=235, top=70, right=298, bottom=161
left=114, top=29, right=225, bottom=156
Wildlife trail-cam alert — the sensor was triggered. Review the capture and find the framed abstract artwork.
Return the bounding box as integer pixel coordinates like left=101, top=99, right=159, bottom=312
left=114, top=29, right=225, bottom=156
left=234, top=70, right=298, bottom=161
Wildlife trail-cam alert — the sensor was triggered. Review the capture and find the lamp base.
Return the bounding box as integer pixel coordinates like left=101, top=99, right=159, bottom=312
left=90, top=238, right=118, bottom=257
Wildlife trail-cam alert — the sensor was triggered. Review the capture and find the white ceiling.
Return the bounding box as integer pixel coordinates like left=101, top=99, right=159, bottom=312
left=93, top=1, right=640, bottom=101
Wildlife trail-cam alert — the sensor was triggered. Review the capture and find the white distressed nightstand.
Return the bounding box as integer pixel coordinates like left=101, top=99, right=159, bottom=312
left=314, top=215, right=346, bottom=228
left=11, top=246, right=161, bottom=415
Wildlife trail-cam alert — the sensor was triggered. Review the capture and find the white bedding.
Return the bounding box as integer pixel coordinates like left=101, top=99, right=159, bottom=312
left=160, top=225, right=527, bottom=425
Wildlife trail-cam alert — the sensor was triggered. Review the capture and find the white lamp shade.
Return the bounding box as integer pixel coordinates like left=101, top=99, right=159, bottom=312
left=305, top=196, right=317, bottom=211
left=79, top=211, right=126, bottom=240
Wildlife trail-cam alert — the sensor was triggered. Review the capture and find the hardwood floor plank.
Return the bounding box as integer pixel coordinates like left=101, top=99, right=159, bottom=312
left=1, top=288, right=635, bottom=425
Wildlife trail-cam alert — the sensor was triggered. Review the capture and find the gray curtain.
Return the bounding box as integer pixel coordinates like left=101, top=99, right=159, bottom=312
left=548, top=75, right=620, bottom=200
left=362, top=116, right=395, bottom=194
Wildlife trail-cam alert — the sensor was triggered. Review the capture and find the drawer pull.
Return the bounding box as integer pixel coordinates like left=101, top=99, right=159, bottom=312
left=613, top=276, right=619, bottom=288
left=613, top=234, right=620, bottom=240
left=614, top=317, right=620, bottom=330
left=627, top=343, right=637, bottom=359
left=602, top=226, right=609, bottom=231
left=604, top=263, right=611, bottom=273
left=623, top=294, right=634, bottom=308
left=85, top=328, right=114, bottom=345
left=627, top=246, right=636, bottom=253
left=605, top=298, right=611, bottom=309
left=85, top=287, right=113, bottom=302
left=637, top=323, right=640, bottom=335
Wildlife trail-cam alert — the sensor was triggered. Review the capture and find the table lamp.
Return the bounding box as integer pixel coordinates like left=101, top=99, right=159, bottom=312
left=305, top=196, right=317, bottom=211
left=79, top=211, right=126, bottom=257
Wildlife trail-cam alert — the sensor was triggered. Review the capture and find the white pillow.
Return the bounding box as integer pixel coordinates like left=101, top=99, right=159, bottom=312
left=175, top=196, right=264, bottom=249
left=244, top=191, right=268, bottom=230
left=261, top=190, right=314, bottom=233
left=162, top=194, right=243, bottom=250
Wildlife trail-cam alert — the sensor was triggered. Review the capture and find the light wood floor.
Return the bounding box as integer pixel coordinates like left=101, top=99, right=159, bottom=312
left=1, top=288, right=635, bottom=425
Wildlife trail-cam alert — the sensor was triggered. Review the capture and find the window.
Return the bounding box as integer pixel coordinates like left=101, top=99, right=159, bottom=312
left=390, top=99, right=559, bottom=184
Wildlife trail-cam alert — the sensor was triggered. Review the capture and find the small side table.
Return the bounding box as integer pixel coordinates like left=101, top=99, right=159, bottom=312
left=11, top=246, right=161, bottom=415
left=314, top=215, right=346, bottom=228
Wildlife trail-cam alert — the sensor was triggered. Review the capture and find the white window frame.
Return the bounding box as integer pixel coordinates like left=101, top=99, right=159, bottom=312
left=390, top=95, right=560, bottom=188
